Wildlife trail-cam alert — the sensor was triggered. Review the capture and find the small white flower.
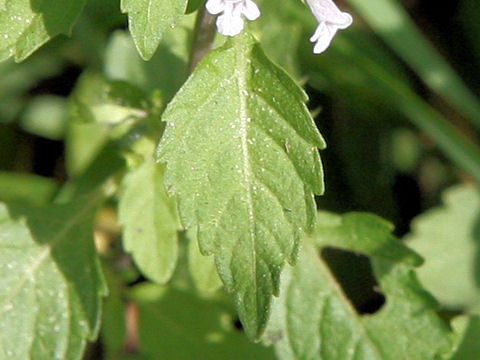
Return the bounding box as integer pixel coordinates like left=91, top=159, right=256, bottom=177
left=205, top=0, right=261, bottom=37
left=306, top=0, right=353, bottom=54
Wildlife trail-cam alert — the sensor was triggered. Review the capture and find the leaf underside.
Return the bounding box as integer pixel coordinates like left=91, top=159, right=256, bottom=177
left=407, top=184, right=480, bottom=310
left=157, top=33, right=325, bottom=339
left=0, top=201, right=106, bottom=360
left=0, top=0, right=87, bottom=62
left=119, top=160, right=180, bottom=284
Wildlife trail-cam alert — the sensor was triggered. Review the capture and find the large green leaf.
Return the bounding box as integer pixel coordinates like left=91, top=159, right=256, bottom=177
left=157, top=33, right=325, bottom=338
left=121, top=0, right=188, bottom=60
left=264, top=212, right=452, bottom=360
left=0, top=0, right=86, bottom=62
left=131, top=283, right=275, bottom=359
left=119, top=159, right=180, bottom=283
left=0, top=200, right=107, bottom=360
left=406, top=184, right=480, bottom=312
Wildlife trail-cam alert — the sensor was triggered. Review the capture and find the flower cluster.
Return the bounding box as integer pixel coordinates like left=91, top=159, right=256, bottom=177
left=205, top=0, right=352, bottom=54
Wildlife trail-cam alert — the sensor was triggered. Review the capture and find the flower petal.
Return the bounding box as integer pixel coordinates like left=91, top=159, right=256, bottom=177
left=242, top=0, right=260, bottom=21
left=310, top=23, right=338, bottom=54
left=216, top=12, right=245, bottom=36
left=206, top=0, right=225, bottom=15
left=306, top=0, right=352, bottom=54
left=336, top=12, right=353, bottom=29
left=307, top=0, right=348, bottom=23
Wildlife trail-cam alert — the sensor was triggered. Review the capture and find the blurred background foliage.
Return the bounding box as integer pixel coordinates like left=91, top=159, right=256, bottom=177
left=0, top=0, right=479, bottom=358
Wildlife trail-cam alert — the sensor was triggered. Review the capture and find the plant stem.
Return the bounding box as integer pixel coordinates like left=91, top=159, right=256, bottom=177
left=188, top=5, right=217, bottom=74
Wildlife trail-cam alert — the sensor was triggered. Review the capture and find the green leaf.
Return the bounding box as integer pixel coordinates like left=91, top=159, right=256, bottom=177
left=0, top=199, right=107, bottom=360
left=121, top=0, right=188, bottom=60
left=0, top=54, right=63, bottom=124
left=406, top=184, right=480, bottom=311
left=20, top=95, right=68, bottom=140
left=70, top=72, right=149, bottom=125
left=67, top=72, right=148, bottom=178
left=451, top=315, right=480, bottom=360
left=188, top=230, right=223, bottom=294
left=311, top=212, right=422, bottom=266
left=100, top=264, right=127, bottom=360
left=119, top=159, right=180, bottom=283
left=157, top=33, right=325, bottom=339
left=0, top=172, right=58, bottom=205
left=131, top=283, right=275, bottom=359
left=0, top=0, right=87, bottom=62
left=264, top=212, right=452, bottom=360
left=104, top=24, right=194, bottom=103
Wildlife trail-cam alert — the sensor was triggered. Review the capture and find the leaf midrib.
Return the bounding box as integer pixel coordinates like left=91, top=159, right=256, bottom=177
left=235, top=36, right=261, bottom=327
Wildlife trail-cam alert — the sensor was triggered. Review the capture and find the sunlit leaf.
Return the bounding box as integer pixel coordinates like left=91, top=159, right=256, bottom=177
left=264, top=212, right=452, bottom=360
left=0, top=200, right=107, bottom=359
left=406, top=184, right=480, bottom=311
left=0, top=0, right=86, bottom=62
left=121, top=0, right=188, bottom=60
left=157, top=32, right=325, bottom=338
left=119, top=159, right=180, bottom=283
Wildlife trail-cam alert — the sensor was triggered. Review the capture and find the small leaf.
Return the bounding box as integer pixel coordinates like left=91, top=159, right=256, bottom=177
left=130, top=283, right=276, bottom=359
left=0, top=200, right=107, bottom=360
left=0, top=0, right=87, bottom=62
left=264, top=212, right=452, bottom=360
left=119, top=159, right=180, bottom=283
left=121, top=0, right=188, bottom=60
left=20, top=95, right=68, bottom=140
left=188, top=230, right=223, bottom=293
left=104, top=24, right=194, bottom=103
left=157, top=33, right=325, bottom=338
left=67, top=72, right=148, bottom=177
left=406, top=184, right=480, bottom=311
left=71, top=72, right=149, bottom=125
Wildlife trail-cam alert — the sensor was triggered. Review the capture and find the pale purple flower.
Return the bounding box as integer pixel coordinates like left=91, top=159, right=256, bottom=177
left=306, top=0, right=353, bottom=54
left=205, top=0, right=261, bottom=36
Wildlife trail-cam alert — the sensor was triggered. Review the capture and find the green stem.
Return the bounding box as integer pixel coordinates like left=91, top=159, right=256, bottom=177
left=285, top=0, right=480, bottom=181
left=343, top=39, right=480, bottom=182
left=187, top=5, right=217, bottom=74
